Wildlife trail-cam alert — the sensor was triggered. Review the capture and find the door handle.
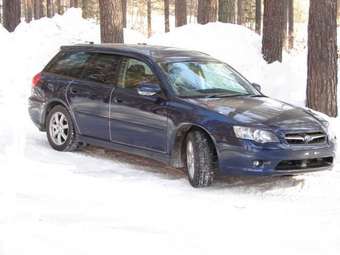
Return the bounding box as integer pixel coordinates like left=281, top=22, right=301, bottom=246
left=114, top=97, right=123, bottom=103
left=70, top=87, right=78, bottom=94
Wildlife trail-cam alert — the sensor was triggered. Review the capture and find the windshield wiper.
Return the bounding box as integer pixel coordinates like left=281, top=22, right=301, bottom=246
left=205, top=93, right=251, bottom=98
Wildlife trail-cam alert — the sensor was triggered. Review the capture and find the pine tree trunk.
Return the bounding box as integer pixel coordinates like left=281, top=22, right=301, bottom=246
left=262, top=0, right=284, bottom=63
left=57, top=0, right=63, bottom=15
left=99, top=0, right=124, bottom=43
left=39, top=0, right=45, bottom=17
left=3, top=0, right=21, bottom=32
left=122, top=0, right=127, bottom=28
left=147, top=0, right=152, bottom=37
left=255, top=0, right=261, bottom=34
left=237, top=0, right=243, bottom=24
left=197, top=0, right=217, bottom=24
left=307, top=0, right=338, bottom=117
left=47, top=0, right=53, bottom=17
left=282, top=0, right=288, bottom=49
left=33, top=0, right=40, bottom=19
left=70, top=0, right=75, bottom=7
left=26, top=0, right=33, bottom=22
left=175, top=0, right=187, bottom=27
left=219, top=0, right=236, bottom=23
left=164, top=0, right=170, bottom=32
left=288, top=0, right=294, bottom=49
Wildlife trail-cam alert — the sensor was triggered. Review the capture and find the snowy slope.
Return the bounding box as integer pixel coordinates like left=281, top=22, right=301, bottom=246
left=0, top=9, right=340, bottom=255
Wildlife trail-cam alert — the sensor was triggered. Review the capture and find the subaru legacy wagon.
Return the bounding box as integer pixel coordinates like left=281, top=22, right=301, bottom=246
left=28, top=44, right=336, bottom=187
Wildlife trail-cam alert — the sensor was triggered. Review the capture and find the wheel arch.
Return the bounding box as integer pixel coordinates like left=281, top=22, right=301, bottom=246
left=169, top=123, right=219, bottom=168
left=42, top=99, right=73, bottom=131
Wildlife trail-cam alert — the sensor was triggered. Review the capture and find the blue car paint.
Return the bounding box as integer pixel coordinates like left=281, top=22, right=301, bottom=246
left=28, top=44, right=335, bottom=176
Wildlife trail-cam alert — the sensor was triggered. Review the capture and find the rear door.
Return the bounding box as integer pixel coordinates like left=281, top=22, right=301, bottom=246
left=109, top=57, right=168, bottom=152
left=67, top=52, right=120, bottom=140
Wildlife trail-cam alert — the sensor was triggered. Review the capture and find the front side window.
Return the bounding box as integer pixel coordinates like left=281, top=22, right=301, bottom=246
left=118, top=58, right=159, bottom=89
left=81, top=53, right=120, bottom=84
left=46, top=51, right=92, bottom=79
left=160, top=61, right=259, bottom=98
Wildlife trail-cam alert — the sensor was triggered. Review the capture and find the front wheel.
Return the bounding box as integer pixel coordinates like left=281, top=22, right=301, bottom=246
left=46, top=105, right=80, bottom=152
left=185, top=130, right=217, bottom=188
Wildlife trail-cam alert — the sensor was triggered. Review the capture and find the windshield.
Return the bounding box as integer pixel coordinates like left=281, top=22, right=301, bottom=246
left=160, top=61, right=259, bottom=98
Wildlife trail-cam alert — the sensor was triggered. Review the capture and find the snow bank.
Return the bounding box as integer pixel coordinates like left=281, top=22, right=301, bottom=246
left=148, top=22, right=308, bottom=106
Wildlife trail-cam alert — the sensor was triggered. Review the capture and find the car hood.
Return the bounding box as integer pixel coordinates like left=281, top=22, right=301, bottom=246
left=187, top=96, right=323, bottom=131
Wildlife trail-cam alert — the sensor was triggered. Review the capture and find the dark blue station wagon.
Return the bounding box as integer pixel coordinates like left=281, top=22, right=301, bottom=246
left=29, top=44, right=335, bottom=187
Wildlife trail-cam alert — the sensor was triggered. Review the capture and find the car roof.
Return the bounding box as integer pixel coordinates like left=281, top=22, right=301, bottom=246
left=60, top=43, right=218, bottom=63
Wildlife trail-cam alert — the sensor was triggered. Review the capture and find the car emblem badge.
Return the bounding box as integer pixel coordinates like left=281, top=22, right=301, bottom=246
left=304, top=135, right=313, bottom=144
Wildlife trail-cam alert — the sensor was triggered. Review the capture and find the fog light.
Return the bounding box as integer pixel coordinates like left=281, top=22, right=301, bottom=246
left=253, top=160, right=263, bottom=167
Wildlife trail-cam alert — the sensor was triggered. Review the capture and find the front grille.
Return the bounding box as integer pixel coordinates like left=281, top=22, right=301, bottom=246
left=275, top=157, right=333, bottom=170
left=285, top=131, right=326, bottom=145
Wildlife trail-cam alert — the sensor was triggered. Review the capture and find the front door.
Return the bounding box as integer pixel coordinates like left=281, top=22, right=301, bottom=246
left=109, top=57, right=168, bottom=152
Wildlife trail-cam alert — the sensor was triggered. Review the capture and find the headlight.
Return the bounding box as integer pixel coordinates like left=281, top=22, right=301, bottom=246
left=233, top=126, right=279, bottom=143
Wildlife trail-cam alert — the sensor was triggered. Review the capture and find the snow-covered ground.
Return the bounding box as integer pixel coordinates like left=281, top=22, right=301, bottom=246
left=0, top=9, right=340, bottom=255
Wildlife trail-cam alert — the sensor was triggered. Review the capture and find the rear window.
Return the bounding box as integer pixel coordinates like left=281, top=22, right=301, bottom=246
left=45, top=51, right=92, bottom=79
left=81, top=53, right=121, bottom=84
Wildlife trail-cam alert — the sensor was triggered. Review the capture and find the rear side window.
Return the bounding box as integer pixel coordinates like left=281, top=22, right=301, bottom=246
left=46, top=51, right=92, bottom=79
left=81, top=53, right=121, bottom=84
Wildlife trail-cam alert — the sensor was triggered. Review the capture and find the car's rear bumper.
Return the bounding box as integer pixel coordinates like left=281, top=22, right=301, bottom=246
left=217, top=141, right=336, bottom=176
left=28, top=96, right=46, bottom=131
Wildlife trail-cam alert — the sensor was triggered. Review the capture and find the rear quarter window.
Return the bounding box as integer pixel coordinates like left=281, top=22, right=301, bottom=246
left=45, top=51, right=92, bottom=79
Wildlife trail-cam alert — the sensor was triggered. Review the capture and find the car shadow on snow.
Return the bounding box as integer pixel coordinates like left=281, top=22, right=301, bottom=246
left=81, top=145, right=305, bottom=192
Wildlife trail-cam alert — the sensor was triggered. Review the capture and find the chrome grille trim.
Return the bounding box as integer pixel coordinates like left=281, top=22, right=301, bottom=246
left=284, top=131, right=327, bottom=145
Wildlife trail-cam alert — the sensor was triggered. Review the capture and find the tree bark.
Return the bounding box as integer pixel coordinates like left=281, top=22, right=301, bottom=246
left=147, top=0, right=152, bottom=37
left=3, top=0, right=21, bottom=32
left=219, top=0, right=236, bottom=23
left=56, top=0, right=63, bottom=15
left=282, top=0, right=288, bottom=49
left=255, top=0, right=261, bottom=34
left=288, top=0, right=294, bottom=49
left=164, top=0, right=170, bottom=32
left=99, top=0, right=124, bottom=43
left=197, top=0, right=217, bottom=24
left=122, top=0, right=127, bottom=28
left=39, top=0, right=45, bottom=17
left=307, top=0, right=338, bottom=117
left=175, top=0, right=187, bottom=27
left=237, top=0, right=243, bottom=24
left=26, top=0, right=33, bottom=22
left=70, top=0, right=79, bottom=7
left=33, top=0, right=40, bottom=19
left=47, top=0, right=53, bottom=17
left=262, top=0, right=284, bottom=63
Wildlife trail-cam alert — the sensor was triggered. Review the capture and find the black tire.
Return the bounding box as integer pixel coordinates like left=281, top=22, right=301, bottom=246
left=185, top=130, right=217, bottom=188
left=46, top=105, right=80, bottom=152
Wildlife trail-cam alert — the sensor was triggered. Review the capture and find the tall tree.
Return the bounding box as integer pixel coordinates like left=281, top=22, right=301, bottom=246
left=56, top=0, right=63, bottom=15
left=47, top=0, right=53, bottom=17
left=219, top=0, right=236, bottom=23
left=39, top=0, right=45, bottom=17
left=122, top=0, right=127, bottom=28
left=33, top=0, right=40, bottom=19
left=3, top=0, right=21, bottom=32
left=307, top=0, right=338, bottom=117
left=255, top=0, right=261, bottom=34
left=282, top=0, right=288, bottom=48
left=262, top=0, right=284, bottom=63
left=70, top=0, right=79, bottom=7
left=99, top=0, right=124, bottom=43
left=288, top=0, right=294, bottom=49
left=164, top=0, right=170, bottom=32
left=237, top=0, right=244, bottom=24
left=147, top=0, right=152, bottom=37
left=24, top=0, right=34, bottom=22
left=175, top=0, right=187, bottom=27
left=197, top=0, right=217, bottom=24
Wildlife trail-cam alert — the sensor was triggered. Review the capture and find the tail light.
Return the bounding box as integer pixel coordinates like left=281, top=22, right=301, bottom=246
left=32, top=73, right=42, bottom=88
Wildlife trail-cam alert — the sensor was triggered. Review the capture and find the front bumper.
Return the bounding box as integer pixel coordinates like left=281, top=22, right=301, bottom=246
left=217, top=141, right=336, bottom=176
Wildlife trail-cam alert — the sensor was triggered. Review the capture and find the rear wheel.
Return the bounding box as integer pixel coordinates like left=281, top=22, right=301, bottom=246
left=46, top=105, right=80, bottom=152
left=185, top=130, right=217, bottom=188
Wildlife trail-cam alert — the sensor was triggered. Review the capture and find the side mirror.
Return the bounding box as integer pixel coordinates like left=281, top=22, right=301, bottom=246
left=137, top=83, right=161, bottom=96
left=252, top=83, right=261, bottom=91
